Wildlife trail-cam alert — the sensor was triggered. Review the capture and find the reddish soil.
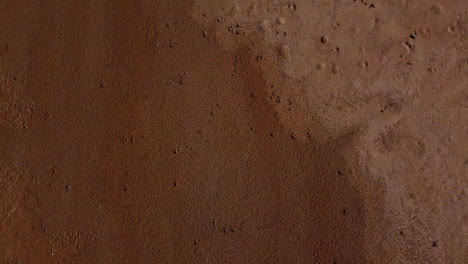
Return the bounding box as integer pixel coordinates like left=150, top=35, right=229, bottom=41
left=1, top=0, right=466, bottom=263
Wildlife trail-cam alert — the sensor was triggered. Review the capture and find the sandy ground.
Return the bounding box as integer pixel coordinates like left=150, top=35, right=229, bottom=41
left=0, top=0, right=466, bottom=263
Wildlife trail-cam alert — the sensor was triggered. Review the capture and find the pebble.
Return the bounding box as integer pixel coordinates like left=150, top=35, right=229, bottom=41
left=331, top=64, right=339, bottom=74
left=257, top=20, right=269, bottom=32
left=359, top=61, right=369, bottom=68
left=431, top=5, right=443, bottom=15
left=276, top=17, right=285, bottom=25
left=320, top=35, right=329, bottom=44
left=279, top=44, right=291, bottom=58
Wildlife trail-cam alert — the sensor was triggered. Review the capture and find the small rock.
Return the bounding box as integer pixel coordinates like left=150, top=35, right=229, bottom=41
left=257, top=21, right=268, bottom=32
left=320, top=35, right=329, bottom=44
left=331, top=64, right=339, bottom=74
left=276, top=17, right=285, bottom=25
left=279, top=44, right=291, bottom=58
left=359, top=61, right=369, bottom=68
left=430, top=5, right=443, bottom=15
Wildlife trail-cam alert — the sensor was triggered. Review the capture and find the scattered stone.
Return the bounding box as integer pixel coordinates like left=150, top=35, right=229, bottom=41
left=257, top=20, right=269, bottom=32
left=359, top=61, right=369, bottom=68
left=279, top=44, right=291, bottom=58
left=431, top=5, right=443, bottom=15
left=331, top=64, right=339, bottom=74
left=233, top=5, right=241, bottom=14
left=320, top=35, right=329, bottom=44
left=276, top=17, right=286, bottom=25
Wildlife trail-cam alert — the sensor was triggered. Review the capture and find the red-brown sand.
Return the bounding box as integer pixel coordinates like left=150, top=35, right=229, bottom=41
left=1, top=1, right=466, bottom=263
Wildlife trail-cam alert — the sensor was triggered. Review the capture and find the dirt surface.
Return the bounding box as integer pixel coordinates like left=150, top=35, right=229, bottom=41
left=0, top=0, right=466, bottom=263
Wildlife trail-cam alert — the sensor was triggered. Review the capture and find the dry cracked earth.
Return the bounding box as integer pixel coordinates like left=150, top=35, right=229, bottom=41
left=0, top=0, right=467, bottom=263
